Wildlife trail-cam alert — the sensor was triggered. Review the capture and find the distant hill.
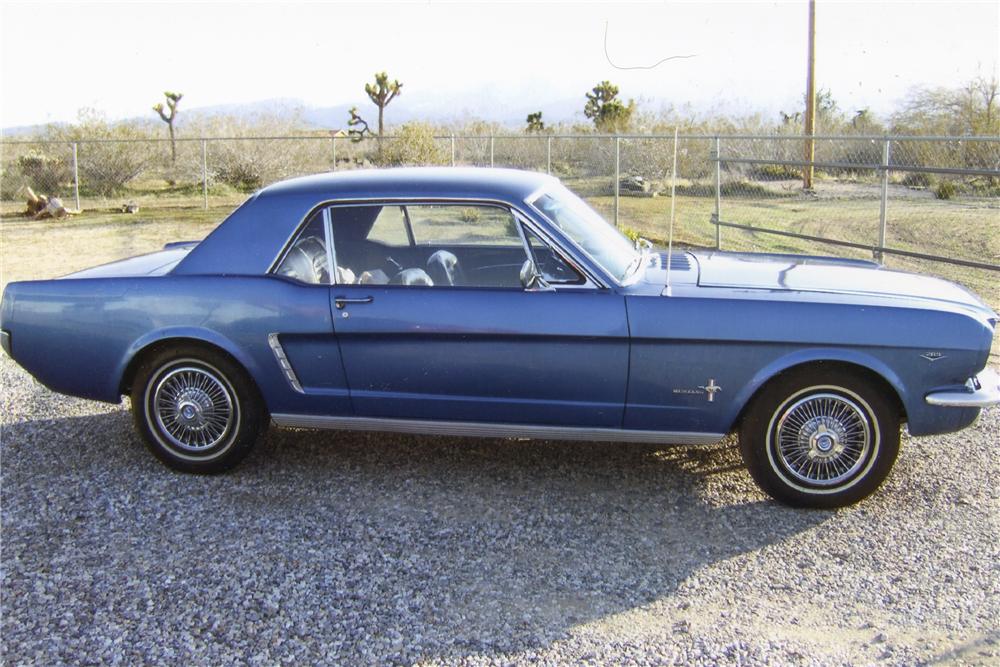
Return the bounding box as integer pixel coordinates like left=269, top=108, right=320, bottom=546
left=2, top=90, right=590, bottom=135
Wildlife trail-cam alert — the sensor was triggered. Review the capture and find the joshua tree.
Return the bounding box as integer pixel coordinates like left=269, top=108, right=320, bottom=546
left=584, top=81, right=634, bottom=133
left=347, top=107, right=372, bottom=143
left=347, top=72, right=403, bottom=150
left=366, top=71, right=402, bottom=137
left=153, top=91, right=183, bottom=165
left=525, top=111, right=545, bottom=133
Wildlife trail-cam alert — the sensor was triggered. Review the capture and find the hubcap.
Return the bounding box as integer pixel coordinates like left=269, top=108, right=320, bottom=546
left=152, top=366, right=235, bottom=452
left=774, top=393, right=872, bottom=486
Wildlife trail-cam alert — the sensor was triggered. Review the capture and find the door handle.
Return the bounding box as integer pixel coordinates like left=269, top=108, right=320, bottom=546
left=334, top=296, right=374, bottom=309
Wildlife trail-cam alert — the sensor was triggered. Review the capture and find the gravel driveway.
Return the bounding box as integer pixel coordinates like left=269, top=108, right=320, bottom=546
left=1, top=354, right=998, bottom=666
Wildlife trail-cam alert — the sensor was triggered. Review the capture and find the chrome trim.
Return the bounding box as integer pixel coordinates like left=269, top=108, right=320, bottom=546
left=322, top=207, right=337, bottom=285
left=267, top=333, right=304, bottom=393
left=270, top=413, right=724, bottom=445
left=925, top=367, right=1000, bottom=407
left=524, top=188, right=629, bottom=288
left=512, top=210, right=599, bottom=289
left=334, top=296, right=374, bottom=309
left=266, top=196, right=609, bottom=289
left=0, top=330, right=10, bottom=357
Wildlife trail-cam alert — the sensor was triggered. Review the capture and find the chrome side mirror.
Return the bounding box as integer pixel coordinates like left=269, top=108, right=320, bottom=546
left=520, top=259, right=554, bottom=292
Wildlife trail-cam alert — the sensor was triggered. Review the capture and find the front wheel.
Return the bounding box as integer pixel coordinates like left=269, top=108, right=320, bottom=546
left=131, top=346, right=263, bottom=474
left=739, top=367, right=900, bottom=508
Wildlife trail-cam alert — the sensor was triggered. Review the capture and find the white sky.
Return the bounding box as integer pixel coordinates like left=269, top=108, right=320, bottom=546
left=1, top=0, right=997, bottom=128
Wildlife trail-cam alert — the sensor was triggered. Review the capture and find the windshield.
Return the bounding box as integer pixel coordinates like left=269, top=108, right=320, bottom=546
left=529, top=184, right=639, bottom=282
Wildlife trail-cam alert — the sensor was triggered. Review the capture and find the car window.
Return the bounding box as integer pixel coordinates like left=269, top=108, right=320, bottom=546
left=275, top=212, right=330, bottom=284
left=367, top=206, right=411, bottom=246
left=407, top=204, right=521, bottom=247
left=523, top=225, right=584, bottom=285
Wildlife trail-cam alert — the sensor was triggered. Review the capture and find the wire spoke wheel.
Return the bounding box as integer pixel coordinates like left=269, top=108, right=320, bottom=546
left=773, top=392, right=872, bottom=487
left=151, top=366, right=235, bottom=452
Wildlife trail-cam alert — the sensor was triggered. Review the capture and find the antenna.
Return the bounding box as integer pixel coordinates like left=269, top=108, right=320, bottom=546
left=664, top=126, right=679, bottom=297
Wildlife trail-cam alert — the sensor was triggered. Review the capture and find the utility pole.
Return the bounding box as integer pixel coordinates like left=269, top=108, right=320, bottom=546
left=803, top=0, right=817, bottom=190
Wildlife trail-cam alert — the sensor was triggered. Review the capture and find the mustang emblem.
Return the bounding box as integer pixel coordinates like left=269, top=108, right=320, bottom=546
left=920, top=352, right=946, bottom=362
left=698, top=379, right=723, bottom=402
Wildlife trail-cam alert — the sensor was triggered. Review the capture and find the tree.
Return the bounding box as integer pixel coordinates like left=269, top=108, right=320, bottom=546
left=152, top=91, right=182, bottom=165
left=584, top=81, right=635, bottom=133
left=366, top=71, right=403, bottom=138
left=347, top=107, right=372, bottom=143
left=891, top=73, right=1000, bottom=136
left=525, top=111, right=545, bottom=133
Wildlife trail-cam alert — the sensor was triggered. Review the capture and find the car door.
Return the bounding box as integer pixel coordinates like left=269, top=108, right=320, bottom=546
left=328, top=201, right=629, bottom=428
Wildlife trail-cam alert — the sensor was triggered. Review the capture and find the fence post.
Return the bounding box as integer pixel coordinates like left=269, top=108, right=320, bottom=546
left=877, top=138, right=891, bottom=263
left=546, top=136, right=552, bottom=174
left=714, top=136, right=722, bottom=250
left=202, top=139, right=208, bottom=210
left=71, top=142, right=80, bottom=211
left=489, top=135, right=495, bottom=168
left=614, top=136, right=620, bottom=229
left=450, top=135, right=456, bottom=166
left=332, top=136, right=337, bottom=171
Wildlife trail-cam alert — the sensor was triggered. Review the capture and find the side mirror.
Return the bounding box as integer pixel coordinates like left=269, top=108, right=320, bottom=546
left=520, top=259, right=554, bottom=292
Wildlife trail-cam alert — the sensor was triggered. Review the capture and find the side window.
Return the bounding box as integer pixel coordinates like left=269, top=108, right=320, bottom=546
left=407, top=205, right=521, bottom=247
left=367, top=206, right=410, bottom=247
left=523, top=225, right=584, bottom=285
left=275, top=212, right=330, bottom=284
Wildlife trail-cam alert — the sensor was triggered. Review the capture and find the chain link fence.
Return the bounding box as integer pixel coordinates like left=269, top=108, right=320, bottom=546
left=2, top=133, right=997, bottom=305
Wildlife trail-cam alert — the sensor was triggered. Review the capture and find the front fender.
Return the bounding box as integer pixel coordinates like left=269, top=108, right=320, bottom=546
left=730, top=347, right=908, bottom=428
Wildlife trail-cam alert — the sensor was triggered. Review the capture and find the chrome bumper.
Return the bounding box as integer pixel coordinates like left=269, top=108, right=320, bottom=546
left=925, top=367, right=1000, bottom=408
left=0, top=330, right=9, bottom=357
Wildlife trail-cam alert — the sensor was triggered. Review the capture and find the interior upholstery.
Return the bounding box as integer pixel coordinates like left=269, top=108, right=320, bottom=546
left=425, top=250, right=464, bottom=286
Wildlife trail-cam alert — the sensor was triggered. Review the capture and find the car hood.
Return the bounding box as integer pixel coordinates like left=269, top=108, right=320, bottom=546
left=692, top=251, right=995, bottom=315
left=62, top=242, right=198, bottom=279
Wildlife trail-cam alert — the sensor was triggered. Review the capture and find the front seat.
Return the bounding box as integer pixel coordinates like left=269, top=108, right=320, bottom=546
left=426, top=250, right=464, bottom=286
left=390, top=268, right=435, bottom=286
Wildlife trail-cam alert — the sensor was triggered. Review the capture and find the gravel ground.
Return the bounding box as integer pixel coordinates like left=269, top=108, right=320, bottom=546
left=1, top=354, right=998, bottom=666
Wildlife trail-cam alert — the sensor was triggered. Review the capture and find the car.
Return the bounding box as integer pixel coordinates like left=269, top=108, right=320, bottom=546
left=2, top=167, right=998, bottom=507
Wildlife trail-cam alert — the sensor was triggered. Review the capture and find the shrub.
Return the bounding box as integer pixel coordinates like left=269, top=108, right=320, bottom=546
left=934, top=180, right=956, bottom=200
left=458, top=207, right=480, bottom=223
left=376, top=123, right=447, bottom=166
left=44, top=109, right=160, bottom=196
left=16, top=150, right=72, bottom=194
left=621, top=226, right=642, bottom=242
left=899, top=171, right=934, bottom=188
left=749, top=163, right=801, bottom=180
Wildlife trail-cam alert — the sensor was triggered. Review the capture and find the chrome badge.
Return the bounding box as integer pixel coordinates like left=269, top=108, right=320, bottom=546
left=920, top=352, right=946, bottom=362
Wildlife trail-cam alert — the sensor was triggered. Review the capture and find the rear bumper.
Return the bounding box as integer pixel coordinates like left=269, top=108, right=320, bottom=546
left=925, top=367, right=1000, bottom=408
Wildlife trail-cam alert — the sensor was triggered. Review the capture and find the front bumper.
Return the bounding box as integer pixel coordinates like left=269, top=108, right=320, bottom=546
left=925, top=367, right=1000, bottom=408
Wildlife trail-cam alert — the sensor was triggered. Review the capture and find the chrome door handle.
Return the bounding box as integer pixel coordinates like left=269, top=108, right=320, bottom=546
left=334, top=296, right=374, bottom=309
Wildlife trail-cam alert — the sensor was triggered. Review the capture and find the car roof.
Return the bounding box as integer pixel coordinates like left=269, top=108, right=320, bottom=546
left=258, top=167, right=557, bottom=202
left=174, top=167, right=559, bottom=277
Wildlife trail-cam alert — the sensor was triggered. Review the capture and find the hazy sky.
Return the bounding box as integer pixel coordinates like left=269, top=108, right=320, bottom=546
left=1, top=0, right=997, bottom=128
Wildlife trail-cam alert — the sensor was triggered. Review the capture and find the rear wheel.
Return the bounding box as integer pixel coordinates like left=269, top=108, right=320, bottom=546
left=131, top=346, right=263, bottom=473
left=739, top=367, right=900, bottom=508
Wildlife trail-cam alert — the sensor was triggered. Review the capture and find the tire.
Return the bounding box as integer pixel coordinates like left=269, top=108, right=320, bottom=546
left=130, top=345, right=263, bottom=474
left=739, top=367, right=900, bottom=508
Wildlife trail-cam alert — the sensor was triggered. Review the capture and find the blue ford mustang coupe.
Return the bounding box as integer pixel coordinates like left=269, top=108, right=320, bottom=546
left=2, top=168, right=997, bottom=507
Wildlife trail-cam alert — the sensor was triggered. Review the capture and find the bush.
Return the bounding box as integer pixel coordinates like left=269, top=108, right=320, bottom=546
left=934, top=180, right=956, bottom=200
left=46, top=111, right=159, bottom=196
left=376, top=123, right=447, bottom=166
left=749, top=163, right=801, bottom=180
left=17, top=150, right=72, bottom=194
left=621, top=226, right=642, bottom=242
left=458, top=207, right=480, bottom=223
left=899, top=172, right=934, bottom=188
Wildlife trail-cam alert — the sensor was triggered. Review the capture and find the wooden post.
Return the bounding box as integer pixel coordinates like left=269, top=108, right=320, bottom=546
left=803, top=0, right=816, bottom=190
